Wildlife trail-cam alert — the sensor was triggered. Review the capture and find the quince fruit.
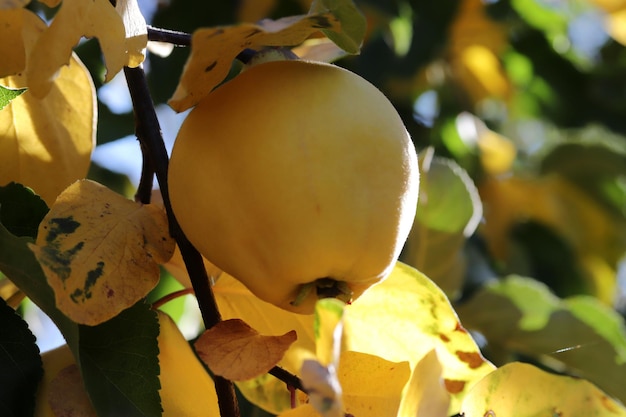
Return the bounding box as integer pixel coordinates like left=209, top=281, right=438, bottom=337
left=169, top=59, right=419, bottom=314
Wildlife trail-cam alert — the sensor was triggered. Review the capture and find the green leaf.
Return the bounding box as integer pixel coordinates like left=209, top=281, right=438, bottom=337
left=0, top=298, right=43, bottom=417
left=0, top=85, right=26, bottom=111
left=413, top=154, right=482, bottom=234
left=0, top=224, right=162, bottom=417
left=309, top=0, right=366, bottom=54
left=79, top=302, right=161, bottom=417
left=401, top=152, right=482, bottom=297
left=456, top=275, right=626, bottom=404
left=0, top=182, right=49, bottom=239
left=540, top=138, right=626, bottom=217
left=0, top=223, right=79, bottom=349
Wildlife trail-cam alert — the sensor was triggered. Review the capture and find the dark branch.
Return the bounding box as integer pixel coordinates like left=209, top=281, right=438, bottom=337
left=269, top=366, right=308, bottom=394
left=123, top=65, right=239, bottom=417
left=147, top=26, right=191, bottom=46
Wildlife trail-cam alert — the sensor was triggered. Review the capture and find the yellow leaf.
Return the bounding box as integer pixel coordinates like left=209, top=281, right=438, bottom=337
left=168, top=13, right=342, bottom=112
left=314, top=298, right=346, bottom=366
left=26, top=0, right=146, bottom=98
left=158, top=311, right=220, bottom=417
left=447, top=0, right=511, bottom=104
left=215, top=263, right=493, bottom=415
left=0, top=12, right=95, bottom=206
left=399, top=350, right=450, bottom=417
left=460, top=362, right=626, bottom=417
left=278, top=404, right=323, bottom=417
left=0, top=276, right=23, bottom=308
left=195, top=318, right=297, bottom=381
left=115, top=0, right=148, bottom=68
left=29, top=180, right=175, bottom=325
left=292, top=352, right=411, bottom=417
left=344, top=262, right=495, bottom=412
left=339, top=351, right=410, bottom=417
left=457, top=45, right=511, bottom=103
left=0, top=9, right=29, bottom=77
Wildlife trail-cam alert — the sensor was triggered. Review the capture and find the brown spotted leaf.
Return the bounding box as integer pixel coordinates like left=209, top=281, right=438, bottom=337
left=28, top=179, right=175, bottom=325
left=194, top=318, right=297, bottom=381
left=169, top=13, right=344, bottom=112
left=168, top=0, right=367, bottom=112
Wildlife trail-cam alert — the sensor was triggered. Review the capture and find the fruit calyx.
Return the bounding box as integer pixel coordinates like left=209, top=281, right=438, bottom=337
left=291, top=278, right=353, bottom=307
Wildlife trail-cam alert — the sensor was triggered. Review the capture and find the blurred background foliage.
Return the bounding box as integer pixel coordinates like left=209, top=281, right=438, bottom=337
left=73, top=0, right=626, bottom=410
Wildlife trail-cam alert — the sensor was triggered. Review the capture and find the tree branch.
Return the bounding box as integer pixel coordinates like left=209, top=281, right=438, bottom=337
left=147, top=26, right=191, bottom=46
left=123, top=65, right=239, bottom=417
left=269, top=367, right=307, bottom=394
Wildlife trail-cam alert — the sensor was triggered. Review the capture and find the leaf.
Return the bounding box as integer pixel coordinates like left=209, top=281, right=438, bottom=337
left=539, top=139, right=626, bottom=216
left=169, top=12, right=346, bottom=112
left=157, top=311, right=220, bottom=417
left=0, top=298, right=43, bottom=417
left=78, top=302, right=161, bottom=417
left=0, top=85, right=25, bottom=110
left=399, top=350, right=449, bottom=417
left=314, top=298, right=345, bottom=366
left=0, top=223, right=79, bottom=350
left=338, top=351, right=410, bottom=417
left=300, top=299, right=346, bottom=417
left=25, top=0, right=146, bottom=98
left=447, top=0, right=510, bottom=104
left=215, top=263, right=493, bottom=414
left=2, top=223, right=162, bottom=417
left=456, top=276, right=626, bottom=404
left=401, top=151, right=482, bottom=297
left=477, top=174, right=626, bottom=295
left=460, top=362, right=626, bottom=417
left=0, top=10, right=95, bottom=206
left=0, top=182, right=49, bottom=239
left=195, top=318, right=297, bottom=381
left=308, top=0, right=366, bottom=54
left=214, top=273, right=316, bottom=413
left=0, top=9, right=28, bottom=78
left=48, top=364, right=98, bottom=417
left=344, top=262, right=495, bottom=413
left=29, top=179, right=175, bottom=325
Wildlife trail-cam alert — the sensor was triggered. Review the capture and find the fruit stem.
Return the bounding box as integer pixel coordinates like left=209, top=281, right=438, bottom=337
left=123, top=65, right=240, bottom=417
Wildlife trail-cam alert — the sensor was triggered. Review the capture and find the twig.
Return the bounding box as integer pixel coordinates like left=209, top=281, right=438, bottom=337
left=123, top=64, right=239, bottom=417
left=151, top=288, right=195, bottom=310
left=269, top=367, right=307, bottom=394
left=147, top=26, right=191, bottom=46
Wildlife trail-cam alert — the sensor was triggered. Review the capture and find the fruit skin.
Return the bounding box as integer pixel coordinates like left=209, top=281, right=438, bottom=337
left=169, top=59, right=419, bottom=314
